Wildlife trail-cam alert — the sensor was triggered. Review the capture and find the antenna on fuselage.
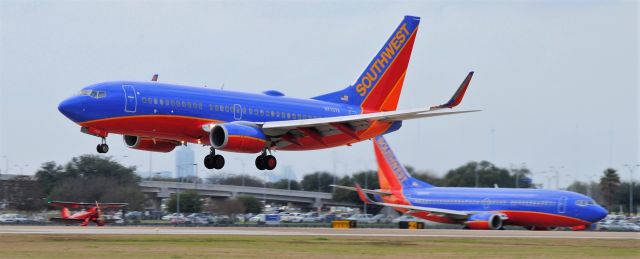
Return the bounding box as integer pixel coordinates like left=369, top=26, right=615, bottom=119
left=220, top=83, right=224, bottom=90
left=151, top=74, right=158, bottom=82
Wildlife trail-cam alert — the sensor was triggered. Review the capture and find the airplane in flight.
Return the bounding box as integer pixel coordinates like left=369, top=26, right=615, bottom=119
left=48, top=201, right=127, bottom=226
left=58, top=15, right=476, bottom=171
left=333, top=136, right=608, bottom=230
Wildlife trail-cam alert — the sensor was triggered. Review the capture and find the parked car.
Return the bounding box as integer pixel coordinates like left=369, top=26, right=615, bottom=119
left=212, top=215, right=233, bottom=225
left=0, top=214, right=30, bottom=223
left=372, top=214, right=394, bottom=223
left=170, top=215, right=192, bottom=224
left=187, top=213, right=214, bottom=224
left=281, top=212, right=304, bottom=223
left=301, top=212, right=323, bottom=223
left=347, top=214, right=377, bottom=224
left=249, top=214, right=266, bottom=223
left=162, top=213, right=184, bottom=221
left=125, top=211, right=143, bottom=220
left=391, top=214, right=428, bottom=223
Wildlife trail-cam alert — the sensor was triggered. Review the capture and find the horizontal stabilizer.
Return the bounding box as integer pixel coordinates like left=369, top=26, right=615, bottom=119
left=330, top=184, right=393, bottom=196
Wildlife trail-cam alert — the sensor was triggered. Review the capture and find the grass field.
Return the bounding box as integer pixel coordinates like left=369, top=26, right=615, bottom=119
left=0, top=234, right=637, bottom=258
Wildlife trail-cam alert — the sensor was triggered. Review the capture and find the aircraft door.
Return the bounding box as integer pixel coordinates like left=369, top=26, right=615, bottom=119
left=122, top=85, right=137, bottom=113
left=558, top=196, right=567, bottom=214
left=233, top=104, right=242, bottom=120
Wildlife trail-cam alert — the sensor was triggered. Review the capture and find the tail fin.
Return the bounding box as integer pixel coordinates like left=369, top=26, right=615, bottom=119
left=61, top=207, right=70, bottom=218
left=373, top=135, right=433, bottom=190
left=313, top=16, right=420, bottom=112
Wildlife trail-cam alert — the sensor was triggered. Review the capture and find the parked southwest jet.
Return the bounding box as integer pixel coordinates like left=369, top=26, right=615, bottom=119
left=333, top=136, right=608, bottom=230
left=58, top=16, right=477, bottom=171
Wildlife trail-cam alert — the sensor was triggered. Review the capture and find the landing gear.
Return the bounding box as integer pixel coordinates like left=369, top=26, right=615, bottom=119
left=255, top=150, right=277, bottom=170
left=96, top=138, right=109, bottom=153
left=204, top=147, right=225, bottom=170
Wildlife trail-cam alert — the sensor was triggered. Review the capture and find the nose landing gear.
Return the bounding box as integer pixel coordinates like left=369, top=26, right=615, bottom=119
left=96, top=138, right=109, bottom=153
left=204, top=147, right=225, bottom=170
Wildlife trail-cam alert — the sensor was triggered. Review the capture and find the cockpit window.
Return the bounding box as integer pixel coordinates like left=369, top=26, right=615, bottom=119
left=78, top=90, right=107, bottom=99
left=576, top=200, right=595, bottom=206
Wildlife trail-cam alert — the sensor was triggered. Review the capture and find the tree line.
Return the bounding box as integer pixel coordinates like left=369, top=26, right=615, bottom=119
left=2, top=155, right=636, bottom=215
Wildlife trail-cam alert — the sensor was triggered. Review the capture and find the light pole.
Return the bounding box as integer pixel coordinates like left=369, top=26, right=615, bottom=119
left=549, top=166, right=564, bottom=190
left=193, top=163, right=198, bottom=190
left=623, top=164, right=639, bottom=216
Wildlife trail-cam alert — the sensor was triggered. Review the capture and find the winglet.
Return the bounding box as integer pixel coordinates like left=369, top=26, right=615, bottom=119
left=354, top=183, right=372, bottom=205
left=432, top=71, right=474, bottom=109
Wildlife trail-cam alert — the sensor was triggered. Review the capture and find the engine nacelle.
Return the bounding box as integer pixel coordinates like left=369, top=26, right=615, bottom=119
left=464, top=213, right=504, bottom=230
left=209, top=123, right=266, bottom=153
left=123, top=135, right=177, bottom=153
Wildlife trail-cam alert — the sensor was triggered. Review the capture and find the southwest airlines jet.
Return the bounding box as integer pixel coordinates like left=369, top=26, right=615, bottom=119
left=58, top=16, right=476, bottom=171
left=334, top=136, right=608, bottom=230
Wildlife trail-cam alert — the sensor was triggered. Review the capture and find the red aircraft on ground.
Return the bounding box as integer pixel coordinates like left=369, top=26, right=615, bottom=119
left=48, top=201, right=127, bottom=226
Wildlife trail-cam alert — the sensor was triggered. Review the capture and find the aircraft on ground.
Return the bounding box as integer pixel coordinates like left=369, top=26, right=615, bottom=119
left=58, top=15, right=477, bottom=171
left=333, top=136, right=608, bottom=230
left=48, top=201, right=127, bottom=226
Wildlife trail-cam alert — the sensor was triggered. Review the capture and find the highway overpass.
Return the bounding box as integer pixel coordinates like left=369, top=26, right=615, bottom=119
left=139, top=181, right=353, bottom=210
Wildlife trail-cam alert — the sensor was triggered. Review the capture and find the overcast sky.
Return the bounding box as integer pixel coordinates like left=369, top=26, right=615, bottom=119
left=0, top=0, right=637, bottom=188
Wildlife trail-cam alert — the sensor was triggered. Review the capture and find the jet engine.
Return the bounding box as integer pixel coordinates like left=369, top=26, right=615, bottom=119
left=209, top=123, right=267, bottom=153
left=464, top=213, right=504, bottom=230
left=123, top=135, right=178, bottom=153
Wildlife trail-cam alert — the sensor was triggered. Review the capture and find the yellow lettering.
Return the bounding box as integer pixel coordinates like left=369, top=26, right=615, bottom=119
left=356, top=84, right=367, bottom=96
left=366, top=67, right=379, bottom=81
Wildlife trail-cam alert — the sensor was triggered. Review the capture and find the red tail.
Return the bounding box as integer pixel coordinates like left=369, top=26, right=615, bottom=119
left=61, top=207, right=70, bottom=218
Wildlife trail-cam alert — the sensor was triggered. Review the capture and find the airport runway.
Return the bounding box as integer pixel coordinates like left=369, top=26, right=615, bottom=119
left=0, top=226, right=638, bottom=239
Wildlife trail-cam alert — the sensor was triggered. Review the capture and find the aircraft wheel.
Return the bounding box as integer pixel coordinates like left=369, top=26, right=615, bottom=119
left=97, top=144, right=109, bottom=153
left=203, top=155, right=215, bottom=169
left=265, top=155, right=277, bottom=170
left=213, top=155, right=225, bottom=169
left=255, top=156, right=266, bottom=170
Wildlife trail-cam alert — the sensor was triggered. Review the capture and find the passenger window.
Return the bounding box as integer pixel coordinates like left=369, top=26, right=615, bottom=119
left=198, top=103, right=202, bottom=110
left=287, top=113, right=291, bottom=119
left=159, top=99, right=164, bottom=106
left=243, top=108, right=247, bottom=114
left=248, top=108, right=253, bottom=115
left=142, top=97, right=147, bottom=103
left=260, top=110, right=264, bottom=116
left=225, top=106, right=229, bottom=112
left=181, top=101, right=186, bottom=107
left=153, top=98, right=158, bottom=105
left=171, top=100, right=175, bottom=106
left=292, top=114, right=296, bottom=119
left=215, top=105, right=219, bottom=111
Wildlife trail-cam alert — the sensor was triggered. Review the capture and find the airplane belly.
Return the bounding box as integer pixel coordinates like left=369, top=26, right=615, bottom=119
left=499, top=211, right=589, bottom=227
left=80, top=115, right=219, bottom=145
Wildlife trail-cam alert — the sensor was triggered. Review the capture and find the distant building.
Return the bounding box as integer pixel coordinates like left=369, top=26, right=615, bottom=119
left=175, top=145, right=195, bottom=178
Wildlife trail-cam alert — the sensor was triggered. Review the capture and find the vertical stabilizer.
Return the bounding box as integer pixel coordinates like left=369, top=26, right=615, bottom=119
left=312, top=16, right=420, bottom=112
left=373, top=135, right=433, bottom=190
left=61, top=207, right=70, bottom=218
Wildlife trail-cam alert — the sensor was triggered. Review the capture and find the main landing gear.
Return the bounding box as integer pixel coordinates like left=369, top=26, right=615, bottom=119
left=255, top=150, right=277, bottom=171
left=204, top=147, right=225, bottom=170
left=96, top=138, right=109, bottom=153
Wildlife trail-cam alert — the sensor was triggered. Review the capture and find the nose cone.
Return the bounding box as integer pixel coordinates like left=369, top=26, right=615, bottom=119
left=58, top=96, right=84, bottom=123
left=590, top=205, right=608, bottom=223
